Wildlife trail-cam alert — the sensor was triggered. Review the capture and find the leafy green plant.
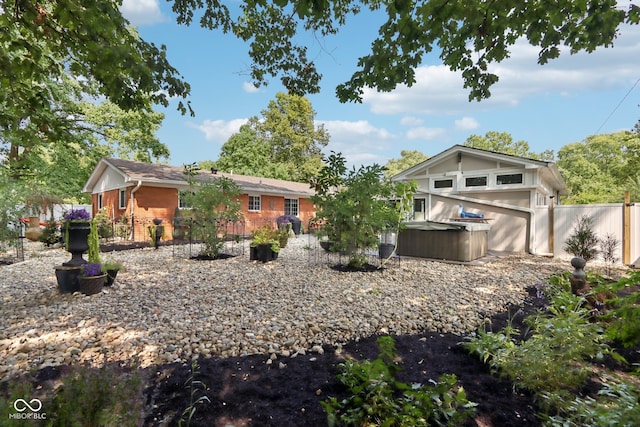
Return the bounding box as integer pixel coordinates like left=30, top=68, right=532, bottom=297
left=0, top=175, right=23, bottom=247
left=599, top=270, right=640, bottom=348
left=322, top=336, right=476, bottom=426
left=39, top=219, right=61, bottom=247
left=179, top=360, right=211, bottom=427
left=87, top=219, right=102, bottom=264
left=599, top=233, right=619, bottom=277
left=540, top=377, right=640, bottom=427
left=466, top=286, right=611, bottom=394
left=30, top=363, right=144, bottom=427
left=181, top=163, right=243, bottom=258
left=564, top=215, right=599, bottom=262
left=93, top=207, right=114, bottom=239
left=311, top=151, right=416, bottom=269
left=251, top=225, right=280, bottom=253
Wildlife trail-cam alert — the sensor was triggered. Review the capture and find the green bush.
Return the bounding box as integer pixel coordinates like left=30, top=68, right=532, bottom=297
left=0, top=363, right=145, bottom=427
left=564, top=215, right=599, bottom=262
left=322, top=336, right=476, bottom=426
left=39, top=219, right=61, bottom=247
left=311, top=152, right=415, bottom=269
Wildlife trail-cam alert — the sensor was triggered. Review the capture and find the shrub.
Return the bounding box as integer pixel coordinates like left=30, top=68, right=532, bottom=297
left=181, top=163, right=242, bottom=258
left=39, top=219, right=61, bottom=246
left=94, top=207, right=114, bottom=239
left=564, top=214, right=599, bottom=262
left=322, top=336, right=476, bottom=426
left=599, top=233, right=619, bottom=277
left=311, top=151, right=415, bottom=269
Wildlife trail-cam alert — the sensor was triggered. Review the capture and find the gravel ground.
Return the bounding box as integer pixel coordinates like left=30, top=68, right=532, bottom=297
left=0, top=236, right=571, bottom=380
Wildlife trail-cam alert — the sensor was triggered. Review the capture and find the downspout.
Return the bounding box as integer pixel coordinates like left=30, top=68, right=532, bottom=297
left=129, top=180, right=142, bottom=240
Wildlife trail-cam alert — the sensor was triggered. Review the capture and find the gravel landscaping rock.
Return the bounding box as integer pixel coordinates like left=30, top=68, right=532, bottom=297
left=0, top=237, right=569, bottom=379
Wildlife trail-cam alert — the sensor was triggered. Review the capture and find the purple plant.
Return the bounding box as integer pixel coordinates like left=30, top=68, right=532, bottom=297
left=64, top=208, right=91, bottom=221
left=82, top=262, right=103, bottom=277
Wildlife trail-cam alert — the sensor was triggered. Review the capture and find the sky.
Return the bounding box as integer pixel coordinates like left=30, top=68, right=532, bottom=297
left=120, top=0, right=640, bottom=169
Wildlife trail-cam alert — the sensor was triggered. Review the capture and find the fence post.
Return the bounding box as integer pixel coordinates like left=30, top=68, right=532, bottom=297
left=549, top=196, right=555, bottom=255
left=623, top=191, right=631, bottom=265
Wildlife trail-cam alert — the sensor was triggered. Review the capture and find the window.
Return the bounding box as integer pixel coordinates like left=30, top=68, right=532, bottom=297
left=97, top=194, right=103, bottom=210
left=284, top=198, right=299, bottom=216
left=248, top=195, right=261, bottom=211
left=119, top=189, right=126, bottom=209
left=178, top=190, right=193, bottom=209
left=496, top=173, right=523, bottom=185
left=434, top=179, right=453, bottom=189
left=465, top=176, right=487, bottom=187
left=413, top=198, right=425, bottom=221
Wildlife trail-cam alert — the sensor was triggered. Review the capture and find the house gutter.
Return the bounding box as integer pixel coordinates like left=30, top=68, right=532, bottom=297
left=129, top=180, right=142, bottom=240
left=424, top=191, right=547, bottom=256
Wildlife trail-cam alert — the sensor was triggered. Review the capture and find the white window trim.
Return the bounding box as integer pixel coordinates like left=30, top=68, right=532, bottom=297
left=284, top=198, right=299, bottom=216
left=464, top=175, right=488, bottom=188
left=97, top=194, right=103, bottom=210
left=432, top=177, right=455, bottom=191
left=119, top=189, right=126, bottom=209
left=248, top=195, right=261, bottom=212
left=495, top=172, right=524, bottom=186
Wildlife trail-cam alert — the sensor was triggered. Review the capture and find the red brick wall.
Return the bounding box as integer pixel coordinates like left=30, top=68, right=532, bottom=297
left=93, top=186, right=317, bottom=240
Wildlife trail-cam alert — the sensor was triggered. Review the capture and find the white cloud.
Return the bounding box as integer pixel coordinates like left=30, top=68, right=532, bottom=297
left=120, top=0, right=164, bottom=26
left=400, top=116, right=424, bottom=126
left=188, top=118, right=248, bottom=142
left=455, top=117, right=479, bottom=130
left=243, top=82, right=260, bottom=93
left=406, top=127, right=446, bottom=140
left=318, top=120, right=398, bottom=167
left=362, top=24, right=640, bottom=117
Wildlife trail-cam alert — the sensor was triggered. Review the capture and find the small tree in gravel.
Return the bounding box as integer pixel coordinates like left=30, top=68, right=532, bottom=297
left=564, top=215, right=599, bottom=262
left=182, top=163, right=243, bottom=258
left=600, top=233, right=619, bottom=277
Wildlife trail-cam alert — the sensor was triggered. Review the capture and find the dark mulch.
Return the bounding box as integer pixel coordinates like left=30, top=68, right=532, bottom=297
left=140, top=289, right=540, bottom=427
left=141, top=286, right=639, bottom=427
left=3, top=286, right=639, bottom=426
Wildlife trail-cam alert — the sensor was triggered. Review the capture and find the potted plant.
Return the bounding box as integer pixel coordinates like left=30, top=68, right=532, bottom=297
left=148, top=218, right=164, bottom=249
left=102, top=259, right=124, bottom=286
left=62, top=208, right=92, bottom=266
left=250, top=225, right=280, bottom=262
left=78, top=262, right=106, bottom=295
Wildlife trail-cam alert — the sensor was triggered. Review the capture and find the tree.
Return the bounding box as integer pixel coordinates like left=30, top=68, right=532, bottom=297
left=169, top=0, right=639, bottom=102
left=181, top=164, right=243, bottom=258
left=219, top=93, right=329, bottom=182
left=384, top=150, right=429, bottom=177
left=557, top=132, right=640, bottom=203
left=311, top=151, right=416, bottom=269
left=464, top=131, right=554, bottom=160
left=1, top=81, right=168, bottom=203
left=216, top=123, right=290, bottom=179
left=1, top=0, right=190, bottom=128
left=253, top=92, right=329, bottom=182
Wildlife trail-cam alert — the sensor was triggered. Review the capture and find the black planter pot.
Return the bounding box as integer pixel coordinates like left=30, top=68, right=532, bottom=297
left=319, top=241, right=335, bottom=252
left=251, top=244, right=278, bottom=262
left=55, top=265, right=82, bottom=293
left=105, top=269, right=119, bottom=286
left=78, top=274, right=106, bottom=295
left=63, top=221, right=91, bottom=266
left=379, top=243, right=395, bottom=259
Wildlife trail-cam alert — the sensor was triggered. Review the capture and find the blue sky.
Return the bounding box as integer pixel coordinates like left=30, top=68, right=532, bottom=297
left=121, top=1, right=640, bottom=168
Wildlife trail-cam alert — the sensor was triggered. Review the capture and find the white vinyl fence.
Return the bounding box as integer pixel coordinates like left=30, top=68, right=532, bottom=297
left=535, top=203, right=640, bottom=266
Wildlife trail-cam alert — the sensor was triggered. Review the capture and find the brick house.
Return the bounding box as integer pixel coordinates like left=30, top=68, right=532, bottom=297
left=82, top=158, right=316, bottom=240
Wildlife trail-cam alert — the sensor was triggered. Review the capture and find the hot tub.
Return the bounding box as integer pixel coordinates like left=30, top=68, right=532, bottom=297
left=397, top=221, right=490, bottom=262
